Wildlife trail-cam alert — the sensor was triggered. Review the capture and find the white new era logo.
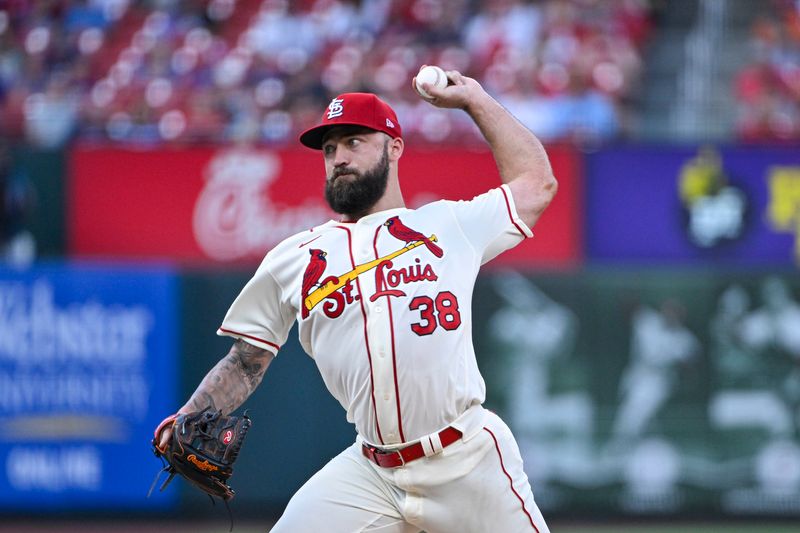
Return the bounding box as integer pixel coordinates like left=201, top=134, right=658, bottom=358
left=327, top=98, right=344, bottom=119
left=386, top=118, right=395, bottom=128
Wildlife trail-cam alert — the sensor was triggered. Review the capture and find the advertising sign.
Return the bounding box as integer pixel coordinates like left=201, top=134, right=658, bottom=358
left=0, top=264, right=178, bottom=509
left=586, top=145, right=800, bottom=265
left=473, top=270, right=800, bottom=515
left=69, top=145, right=580, bottom=268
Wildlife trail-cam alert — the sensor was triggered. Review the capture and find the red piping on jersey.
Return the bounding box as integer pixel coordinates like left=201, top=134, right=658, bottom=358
left=373, top=225, right=406, bottom=443
left=218, top=328, right=280, bottom=352
left=499, top=186, right=530, bottom=239
left=298, top=235, right=322, bottom=248
left=483, top=427, right=539, bottom=532
left=336, top=225, right=384, bottom=445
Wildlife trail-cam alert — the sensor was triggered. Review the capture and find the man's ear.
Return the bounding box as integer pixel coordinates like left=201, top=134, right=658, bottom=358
left=388, top=136, right=404, bottom=162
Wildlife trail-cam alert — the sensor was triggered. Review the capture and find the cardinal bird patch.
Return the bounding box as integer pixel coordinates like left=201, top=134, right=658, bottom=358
left=384, top=216, right=444, bottom=257
left=301, top=249, right=328, bottom=319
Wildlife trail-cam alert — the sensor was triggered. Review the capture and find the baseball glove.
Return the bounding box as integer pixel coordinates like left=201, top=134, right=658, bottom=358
left=148, top=408, right=252, bottom=501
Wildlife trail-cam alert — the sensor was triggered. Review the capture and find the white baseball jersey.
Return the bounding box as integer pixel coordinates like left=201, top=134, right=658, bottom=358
left=218, top=184, right=532, bottom=446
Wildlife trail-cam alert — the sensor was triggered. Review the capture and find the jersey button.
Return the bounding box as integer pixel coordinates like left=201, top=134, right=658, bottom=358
left=375, top=306, right=383, bottom=313
left=383, top=393, right=390, bottom=400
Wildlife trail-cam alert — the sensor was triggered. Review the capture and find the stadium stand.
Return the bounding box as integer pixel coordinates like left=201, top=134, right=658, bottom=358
left=733, top=0, right=800, bottom=142
left=0, top=0, right=653, bottom=146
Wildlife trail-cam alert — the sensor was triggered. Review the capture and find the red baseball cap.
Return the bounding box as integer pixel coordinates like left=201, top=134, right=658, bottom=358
left=299, top=93, right=402, bottom=149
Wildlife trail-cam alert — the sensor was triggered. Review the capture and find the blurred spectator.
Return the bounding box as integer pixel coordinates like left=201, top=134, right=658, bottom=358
left=735, top=3, right=800, bottom=142
left=0, top=0, right=654, bottom=147
left=463, top=0, right=542, bottom=68
left=23, top=69, right=80, bottom=148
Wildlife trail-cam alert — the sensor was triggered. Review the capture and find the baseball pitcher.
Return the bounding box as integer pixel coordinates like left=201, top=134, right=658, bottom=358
left=155, top=68, right=557, bottom=532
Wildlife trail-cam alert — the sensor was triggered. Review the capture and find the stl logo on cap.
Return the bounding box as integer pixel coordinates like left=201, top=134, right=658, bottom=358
left=299, top=92, right=402, bottom=149
left=327, top=97, right=344, bottom=119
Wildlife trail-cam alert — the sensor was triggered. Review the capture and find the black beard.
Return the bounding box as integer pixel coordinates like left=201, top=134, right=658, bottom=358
left=324, top=147, right=389, bottom=216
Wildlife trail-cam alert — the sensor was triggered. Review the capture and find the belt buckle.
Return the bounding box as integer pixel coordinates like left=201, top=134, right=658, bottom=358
left=368, top=443, right=405, bottom=468
left=364, top=444, right=380, bottom=463
left=378, top=446, right=405, bottom=468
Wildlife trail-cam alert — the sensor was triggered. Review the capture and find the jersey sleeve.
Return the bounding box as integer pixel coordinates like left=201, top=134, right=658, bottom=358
left=216, top=256, right=295, bottom=355
left=449, top=184, right=533, bottom=265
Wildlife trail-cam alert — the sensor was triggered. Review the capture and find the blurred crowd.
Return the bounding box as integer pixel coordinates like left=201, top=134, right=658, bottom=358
left=0, top=0, right=653, bottom=148
left=735, top=0, right=800, bottom=142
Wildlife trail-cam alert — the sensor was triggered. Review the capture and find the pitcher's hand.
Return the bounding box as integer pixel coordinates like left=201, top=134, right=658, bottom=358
left=412, top=68, right=486, bottom=111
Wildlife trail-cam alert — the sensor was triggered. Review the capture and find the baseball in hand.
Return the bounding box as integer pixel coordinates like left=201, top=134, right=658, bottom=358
left=415, top=65, right=448, bottom=99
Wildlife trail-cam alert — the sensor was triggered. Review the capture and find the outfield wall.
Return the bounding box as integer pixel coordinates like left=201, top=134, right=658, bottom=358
left=1, top=143, right=798, bottom=519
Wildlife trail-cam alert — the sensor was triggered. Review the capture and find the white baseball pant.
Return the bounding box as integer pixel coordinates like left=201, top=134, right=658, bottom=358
left=270, top=410, right=549, bottom=533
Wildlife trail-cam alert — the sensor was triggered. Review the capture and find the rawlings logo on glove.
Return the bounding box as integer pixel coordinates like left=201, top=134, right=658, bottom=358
left=187, top=454, right=220, bottom=472
left=148, top=408, right=251, bottom=502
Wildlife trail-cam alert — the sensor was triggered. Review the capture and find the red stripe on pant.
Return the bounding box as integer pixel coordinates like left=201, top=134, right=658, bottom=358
left=483, top=427, right=539, bottom=532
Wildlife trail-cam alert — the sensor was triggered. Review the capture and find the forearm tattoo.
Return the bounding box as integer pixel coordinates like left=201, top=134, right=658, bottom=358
left=182, top=339, right=273, bottom=415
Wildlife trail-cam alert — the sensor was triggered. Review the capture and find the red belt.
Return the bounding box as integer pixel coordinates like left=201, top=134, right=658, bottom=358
left=362, top=427, right=462, bottom=468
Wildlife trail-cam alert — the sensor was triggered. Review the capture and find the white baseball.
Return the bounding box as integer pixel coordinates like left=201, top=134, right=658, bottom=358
left=415, top=65, right=448, bottom=99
